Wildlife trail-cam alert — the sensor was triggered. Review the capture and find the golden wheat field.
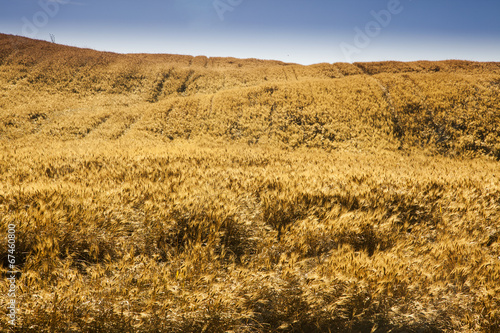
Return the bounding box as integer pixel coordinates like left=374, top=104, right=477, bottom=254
left=0, top=33, right=500, bottom=332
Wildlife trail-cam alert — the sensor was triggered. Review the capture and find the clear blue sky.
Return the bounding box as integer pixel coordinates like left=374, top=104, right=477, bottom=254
left=1, top=0, right=499, bottom=64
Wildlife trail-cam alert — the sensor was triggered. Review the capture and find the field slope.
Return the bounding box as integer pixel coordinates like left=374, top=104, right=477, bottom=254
left=0, top=34, right=500, bottom=332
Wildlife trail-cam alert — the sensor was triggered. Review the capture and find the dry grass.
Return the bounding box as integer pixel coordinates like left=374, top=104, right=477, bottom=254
left=0, top=33, right=499, bottom=332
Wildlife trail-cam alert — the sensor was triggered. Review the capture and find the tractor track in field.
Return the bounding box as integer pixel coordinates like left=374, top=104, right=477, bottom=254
left=81, top=115, right=110, bottom=138
left=112, top=116, right=141, bottom=140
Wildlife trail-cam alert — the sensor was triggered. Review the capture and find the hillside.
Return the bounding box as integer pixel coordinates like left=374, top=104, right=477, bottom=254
left=1, top=34, right=500, bottom=156
left=0, top=33, right=500, bottom=332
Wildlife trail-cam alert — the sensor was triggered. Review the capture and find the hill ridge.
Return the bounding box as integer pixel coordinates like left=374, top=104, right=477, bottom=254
left=1, top=33, right=500, bottom=159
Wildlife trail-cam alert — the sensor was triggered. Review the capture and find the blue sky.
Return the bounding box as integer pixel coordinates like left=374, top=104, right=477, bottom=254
left=1, top=0, right=500, bottom=64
